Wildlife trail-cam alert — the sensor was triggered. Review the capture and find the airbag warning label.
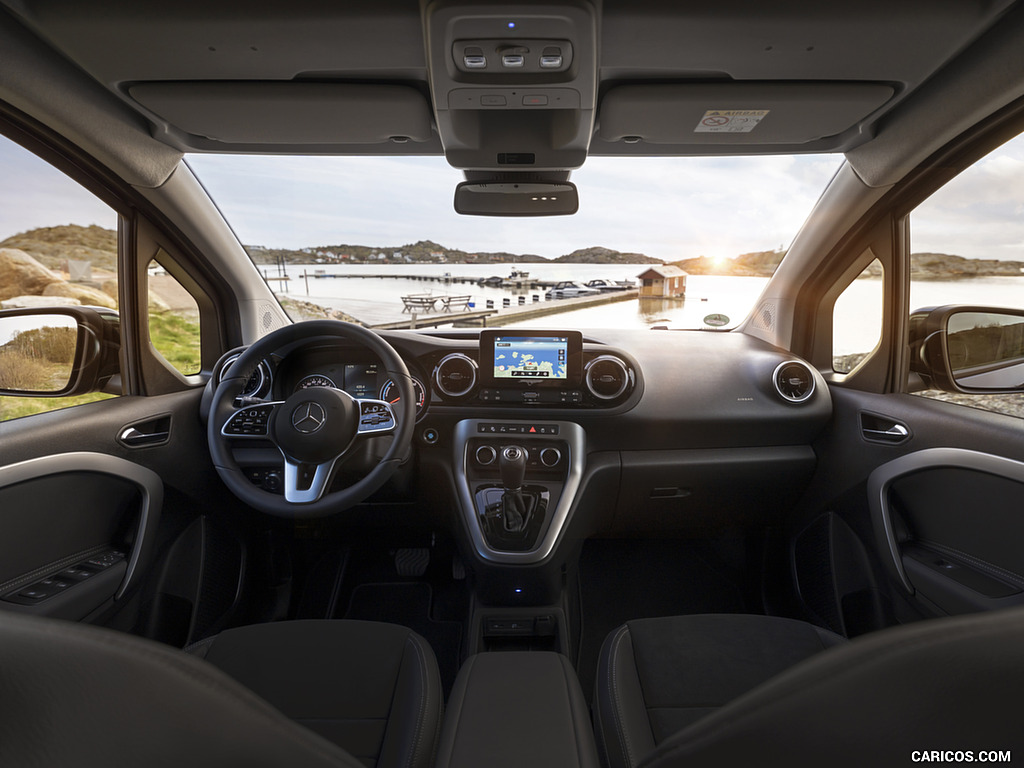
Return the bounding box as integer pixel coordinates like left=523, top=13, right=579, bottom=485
left=695, top=110, right=769, bottom=133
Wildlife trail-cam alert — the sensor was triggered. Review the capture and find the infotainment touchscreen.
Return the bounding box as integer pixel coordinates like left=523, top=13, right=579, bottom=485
left=479, top=330, right=583, bottom=387
left=494, top=335, right=569, bottom=380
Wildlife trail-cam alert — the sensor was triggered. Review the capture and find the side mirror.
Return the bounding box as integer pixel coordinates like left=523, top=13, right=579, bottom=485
left=454, top=181, right=579, bottom=216
left=909, top=305, right=1024, bottom=393
left=0, top=307, right=120, bottom=397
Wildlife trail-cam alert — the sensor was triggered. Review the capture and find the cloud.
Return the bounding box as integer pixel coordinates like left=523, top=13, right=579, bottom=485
left=912, top=133, right=1024, bottom=260
left=9, top=120, right=1024, bottom=267
left=187, top=153, right=842, bottom=260
left=0, top=139, right=118, bottom=241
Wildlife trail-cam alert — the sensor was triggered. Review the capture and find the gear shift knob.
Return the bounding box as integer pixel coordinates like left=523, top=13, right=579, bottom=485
left=499, top=445, right=527, bottom=491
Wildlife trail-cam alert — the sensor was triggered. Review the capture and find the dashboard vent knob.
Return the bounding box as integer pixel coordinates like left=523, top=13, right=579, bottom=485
left=773, top=361, right=816, bottom=404
left=434, top=353, right=478, bottom=398
left=584, top=355, right=631, bottom=400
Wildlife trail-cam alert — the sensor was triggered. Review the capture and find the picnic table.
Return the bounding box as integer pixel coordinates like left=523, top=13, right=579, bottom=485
left=401, top=294, right=438, bottom=312
left=440, top=295, right=473, bottom=312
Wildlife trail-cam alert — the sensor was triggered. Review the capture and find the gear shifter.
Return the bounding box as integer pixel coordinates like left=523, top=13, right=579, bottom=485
left=499, top=445, right=528, bottom=533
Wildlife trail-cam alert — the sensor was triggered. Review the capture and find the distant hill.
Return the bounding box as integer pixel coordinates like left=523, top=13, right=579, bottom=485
left=672, top=250, right=1024, bottom=279
left=673, top=250, right=785, bottom=276
left=10, top=225, right=1024, bottom=278
left=248, top=240, right=660, bottom=265
left=554, top=246, right=661, bottom=265
left=0, top=224, right=117, bottom=271
left=910, top=252, right=1024, bottom=279
left=247, top=239, right=547, bottom=265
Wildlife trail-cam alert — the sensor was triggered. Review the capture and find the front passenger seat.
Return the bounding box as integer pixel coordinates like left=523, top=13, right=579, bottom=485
left=594, top=610, right=1024, bottom=766
left=0, top=613, right=442, bottom=768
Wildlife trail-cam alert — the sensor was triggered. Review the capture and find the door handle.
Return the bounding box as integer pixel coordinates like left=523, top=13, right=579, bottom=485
left=863, top=424, right=909, bottom=439
left=118, top=416, right=171, bottom=448
left=860, top=412, right=911, bottom=444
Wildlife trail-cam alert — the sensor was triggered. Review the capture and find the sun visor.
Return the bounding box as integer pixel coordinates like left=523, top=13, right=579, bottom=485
left=129, top=82, right=434, bottom=145
left=598, top=83, right=894, bottom=146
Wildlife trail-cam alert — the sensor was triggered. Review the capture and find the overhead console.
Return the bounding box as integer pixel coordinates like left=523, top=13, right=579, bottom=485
left=423, top=0, right=598, bottom=170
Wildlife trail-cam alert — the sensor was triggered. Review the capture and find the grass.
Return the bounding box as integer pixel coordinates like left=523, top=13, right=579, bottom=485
left=149, top=311, right=202, bottom=375
left=0, top=392, right=115, bottom=421
left=0, top=311, right=201, bottom=422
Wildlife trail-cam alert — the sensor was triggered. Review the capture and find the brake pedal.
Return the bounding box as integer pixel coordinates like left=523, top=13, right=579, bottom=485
left=394, top=547, right=429, bottom=577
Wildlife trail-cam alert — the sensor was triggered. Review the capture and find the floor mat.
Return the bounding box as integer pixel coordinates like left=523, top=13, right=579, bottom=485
left=343, top=581, right=463, bottom=695
left=576, top=538, right=751, bottom=703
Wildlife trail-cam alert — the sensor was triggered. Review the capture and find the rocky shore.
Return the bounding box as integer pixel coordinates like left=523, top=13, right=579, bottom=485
left=0, top=247, right=117, bottom=309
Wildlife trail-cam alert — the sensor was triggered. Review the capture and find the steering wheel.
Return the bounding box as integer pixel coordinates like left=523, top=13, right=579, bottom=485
left=207, top=320, right=416, bottom=518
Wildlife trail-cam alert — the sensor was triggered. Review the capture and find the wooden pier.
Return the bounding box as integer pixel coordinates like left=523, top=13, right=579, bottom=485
left=303, top=271, right=560, bottom=290
left=368, top=289, right=639, bottom=330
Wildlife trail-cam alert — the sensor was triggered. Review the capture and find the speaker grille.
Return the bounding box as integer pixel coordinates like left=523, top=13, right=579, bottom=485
left=751, top=301, right=776, bottom=332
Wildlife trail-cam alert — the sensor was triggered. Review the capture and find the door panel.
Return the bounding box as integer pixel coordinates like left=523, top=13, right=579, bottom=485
left=792, top=385, right=1024, bottom=632
left=0, top=388, right=233, bottom=627
left=0, top=453, right=162, bottom=620
left=868, top=449, right=1024, bottom=615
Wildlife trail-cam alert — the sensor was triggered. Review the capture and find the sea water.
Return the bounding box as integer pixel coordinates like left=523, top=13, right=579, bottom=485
left=268, top=262, right=1024, bottom=351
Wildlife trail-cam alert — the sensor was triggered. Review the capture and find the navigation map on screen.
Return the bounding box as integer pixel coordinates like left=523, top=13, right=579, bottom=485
left=493, top=336, right=568, bottom=380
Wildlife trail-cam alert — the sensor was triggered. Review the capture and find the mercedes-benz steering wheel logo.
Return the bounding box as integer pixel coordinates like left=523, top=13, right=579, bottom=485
left=291, top=401, right=327, bottom=434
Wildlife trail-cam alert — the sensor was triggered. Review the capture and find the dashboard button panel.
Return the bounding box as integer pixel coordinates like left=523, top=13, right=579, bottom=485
left=477, top=422, right=560, bottom=435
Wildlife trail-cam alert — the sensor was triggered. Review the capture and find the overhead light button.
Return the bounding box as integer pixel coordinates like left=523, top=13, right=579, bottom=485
left=540, top=47, right=563, bottom=69
left=463, top=46, right=487, bottom=69
left=500, top=45, right=528, bottom=68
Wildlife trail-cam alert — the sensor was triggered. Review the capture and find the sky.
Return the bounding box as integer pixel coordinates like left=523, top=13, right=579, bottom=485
left=3, top=130, right=1024, bottom=262
left=185, top=153, right=840, bottom=261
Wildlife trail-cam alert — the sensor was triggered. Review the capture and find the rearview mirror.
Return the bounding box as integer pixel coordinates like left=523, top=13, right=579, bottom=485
left=454, top=181, right=579, bottom=217
left=909, top=305, right=1024, bottom=393
left=0, top=307, right=120, bottom=396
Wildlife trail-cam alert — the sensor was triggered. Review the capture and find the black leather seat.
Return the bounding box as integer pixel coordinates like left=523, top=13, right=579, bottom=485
left=594, top=610, right=1024, bottom=767
left=0, top=613, right=442, bottom=768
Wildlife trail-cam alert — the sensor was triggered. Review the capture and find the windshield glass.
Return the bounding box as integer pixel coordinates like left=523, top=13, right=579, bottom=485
left=186, top=154, right=842, bottom=331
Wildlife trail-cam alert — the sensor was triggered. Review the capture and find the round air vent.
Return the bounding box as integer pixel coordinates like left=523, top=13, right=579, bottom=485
left=434, top=353, right=478, bottom=398
left=221, top=354, right=270, bottom=398
left=584, top=355, right=631, bottom=400
left=773, top=360, right=816, bottom=404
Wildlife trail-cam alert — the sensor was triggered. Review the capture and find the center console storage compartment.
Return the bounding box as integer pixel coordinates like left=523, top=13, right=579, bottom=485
left=436, top=652, right=598, bottom=768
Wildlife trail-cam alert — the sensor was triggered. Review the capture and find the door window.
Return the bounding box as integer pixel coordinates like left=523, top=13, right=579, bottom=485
left=909, top=131, right=1024, bottom=418
left=0, top=133, right=120, bottom=421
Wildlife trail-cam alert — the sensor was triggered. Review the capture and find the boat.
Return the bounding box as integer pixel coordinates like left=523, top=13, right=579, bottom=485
left=585, top=278, right=632, bottom=292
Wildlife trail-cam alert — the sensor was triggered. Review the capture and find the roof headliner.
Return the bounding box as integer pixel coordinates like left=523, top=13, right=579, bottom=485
left=2, top=0, right=1022, bottom=187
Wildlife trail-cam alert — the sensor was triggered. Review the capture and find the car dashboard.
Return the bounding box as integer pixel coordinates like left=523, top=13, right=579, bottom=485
left=203, top=325, right=831, bottom=577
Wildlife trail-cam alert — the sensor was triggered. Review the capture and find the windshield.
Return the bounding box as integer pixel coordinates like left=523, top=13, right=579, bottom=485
left=187, top=154, right=842, bottom=331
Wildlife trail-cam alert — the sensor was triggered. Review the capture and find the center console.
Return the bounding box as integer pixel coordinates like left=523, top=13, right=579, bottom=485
left=436, top=652, right=599, bottom=768
left=451, top=331, right=588, bottom=564
left=436, top=330, right=603, bottom=767
left=453, top=418, right=585, bottom=564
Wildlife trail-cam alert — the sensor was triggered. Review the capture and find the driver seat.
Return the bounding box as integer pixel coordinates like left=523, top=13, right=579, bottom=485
left=0, top=613, right=442, bottom=768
